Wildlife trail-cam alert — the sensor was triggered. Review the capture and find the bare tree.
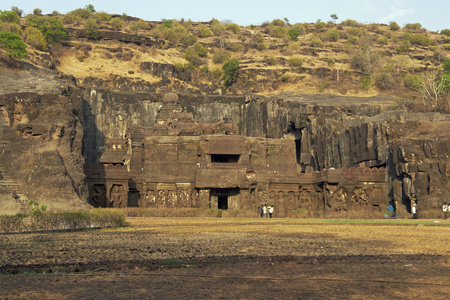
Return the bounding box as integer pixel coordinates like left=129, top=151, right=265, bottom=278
left=419, top=69, right=450, bottom=106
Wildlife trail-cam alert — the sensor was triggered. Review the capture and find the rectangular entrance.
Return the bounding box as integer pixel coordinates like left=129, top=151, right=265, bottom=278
left=218, top=196, right=228, bottom=209
left=211, top=188, right=239, bottom=210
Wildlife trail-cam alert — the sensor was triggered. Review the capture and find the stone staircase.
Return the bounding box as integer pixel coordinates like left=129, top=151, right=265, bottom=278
left=0, top=139, right=29, bottom=213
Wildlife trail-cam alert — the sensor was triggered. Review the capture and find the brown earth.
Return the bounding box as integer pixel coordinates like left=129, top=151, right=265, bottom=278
left=1, top=218, right=449, bottom=299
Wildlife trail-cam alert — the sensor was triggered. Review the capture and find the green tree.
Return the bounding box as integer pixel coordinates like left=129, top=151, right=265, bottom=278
left=222, top=58, right=239, bottom=88
left=10, top=6, right=23, bottom=17
left=287, top=27, right=300, bottom=41
left=26, top=15, right=68, bottom=44
left=0, top=31, right=27, bottom=64
left=84, top=4, right=96, bottom=13
left=0, top=10, right=20, bottom=23
left=330, top=14, right=338, bottom=24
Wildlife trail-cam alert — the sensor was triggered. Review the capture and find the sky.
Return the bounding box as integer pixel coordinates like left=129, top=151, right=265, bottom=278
left=0, top=0, right=448, bottom=32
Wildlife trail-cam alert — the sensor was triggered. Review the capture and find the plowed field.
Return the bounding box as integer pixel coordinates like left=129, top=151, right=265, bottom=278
left=1, top=218, right=449, bottom=299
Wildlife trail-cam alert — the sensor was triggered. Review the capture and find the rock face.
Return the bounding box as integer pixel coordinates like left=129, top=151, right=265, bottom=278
left=0, top=70, right=90, bottom=214
left=0, top=67, right=448, bottom=217
left=80, top=90, right=449, bottom=217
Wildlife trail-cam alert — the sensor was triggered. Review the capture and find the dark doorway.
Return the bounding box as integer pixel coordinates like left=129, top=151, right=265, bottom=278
left=218, top=196, right=228, bottom=209
left=128, top=191, right=140, bottom=207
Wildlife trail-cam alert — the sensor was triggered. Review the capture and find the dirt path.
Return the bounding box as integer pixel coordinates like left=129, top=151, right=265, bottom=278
left=1, top=218, right=449, bottom=299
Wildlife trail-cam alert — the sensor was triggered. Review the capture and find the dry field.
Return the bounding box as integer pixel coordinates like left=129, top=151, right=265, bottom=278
left=1, top=217, right=449, bottom=299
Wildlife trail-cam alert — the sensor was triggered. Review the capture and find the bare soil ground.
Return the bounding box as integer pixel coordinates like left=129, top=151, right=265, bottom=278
left=1, top=218, right=449, bottom=299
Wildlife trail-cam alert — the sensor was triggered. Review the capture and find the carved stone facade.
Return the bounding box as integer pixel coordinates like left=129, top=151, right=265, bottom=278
left=85, top=93, right=391, bottom=216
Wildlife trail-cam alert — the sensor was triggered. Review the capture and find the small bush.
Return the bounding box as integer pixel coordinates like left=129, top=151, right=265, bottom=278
left=130, top=19, right=149, bottom=31
left=314, top=21, right=326, bottom=31
left=283, top=43, right=299, bottom=55
left=65, top=8, right=92, bottom=21
left=288, top=56, right=303, bottom=66
left=0, top=22, right=22, bottom=35
left=310, top=37, right=323, bottom=47
left=327, top=29, right=340, bottom=42
left=441, top=29, right=450, bottom=36
left=395, top=40, right=411, bottom=53
left=266, top=55, right=277, bottom=65
left=375, top=72, right=394, bottom=89
left=342, top=19, right=359, bottom=27
left=411, top=34, right=430, bottom=46
left=268, top=25, right=286, bottom=38
left=281, top=76, right=289, bottom=82
left=181, top=33, right=197, bottom=46
left=346, top=27, right=363, bottom=37
left=185, top=42, right=208, bottom=67
left=191, top=42, right=208, bottom=57
left=196, top=24, right=213, bottom=38
left=287, top=27, right=300, bottom=41
left=226, top=23, right=240, bottom=33
left=256, top=42, right=266, bottom=51
left=404, top=23, right=422, bottom=32
left=89, top=208, right=126, bottom=228
left=24, top=27, right=47, bottom=51
left=271, top=19, right=285, bottom=27
left=211, top=22, right=225, bottom=35
left=33, top=8, right=42, bottom=15
left=210, top=68, right=223, bottom=79
left=404, top=73, right=422, bottom=91
left=212, top=49, right=231, bottom=64
left=95, top=12, right=111, bottom=22
left=361, top=74, right=372, bottom=90
left=443, top=59, right=450, bottom=73
left=292, top=23, right=306, bottom=35
left=222, top=58, right=239, bottom=87
left=377, top=36, right=389, bottom=45
left=389, top=21, right=400, bottom=31
left=109, top=17, right=122, bottom=29
left=83, top=18, right=99, bottom=39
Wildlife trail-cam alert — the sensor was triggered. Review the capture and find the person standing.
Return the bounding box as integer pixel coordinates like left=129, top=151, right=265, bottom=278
left=412, top=203, right=417, bottom=219
left=268, top=205, right=274, bottom=218
left=263, top=204, right=267, bottom=218
left=442, top=202, right=448, bottom=219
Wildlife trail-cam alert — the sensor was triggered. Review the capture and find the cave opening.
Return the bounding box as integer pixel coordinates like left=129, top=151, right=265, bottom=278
left=211, top=154, right=240, bottom=163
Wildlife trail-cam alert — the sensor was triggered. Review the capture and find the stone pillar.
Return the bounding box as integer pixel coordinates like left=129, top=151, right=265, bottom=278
left=199, top=189, right=210, bottom=208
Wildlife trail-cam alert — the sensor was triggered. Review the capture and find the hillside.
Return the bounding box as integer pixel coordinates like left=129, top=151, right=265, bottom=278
left=1, top=8, right=449, bottom=111
left=0, top=8, right=449, bottom=216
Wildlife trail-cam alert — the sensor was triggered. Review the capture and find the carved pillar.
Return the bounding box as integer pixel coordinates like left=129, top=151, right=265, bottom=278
left=199, top=189, right=210, bottom=208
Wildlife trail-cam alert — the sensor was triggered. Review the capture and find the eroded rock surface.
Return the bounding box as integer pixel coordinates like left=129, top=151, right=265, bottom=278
left=0, top=67, right=448, bottom=216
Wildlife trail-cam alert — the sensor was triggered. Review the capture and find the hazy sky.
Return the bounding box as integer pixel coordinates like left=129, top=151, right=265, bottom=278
left=1, top=0, right=448, bottom=32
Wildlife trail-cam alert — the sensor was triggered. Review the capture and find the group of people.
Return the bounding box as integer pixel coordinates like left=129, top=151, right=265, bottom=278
left=258, top=204, right=274, bottom=218
left=386, top=203, right=418, bottom=219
